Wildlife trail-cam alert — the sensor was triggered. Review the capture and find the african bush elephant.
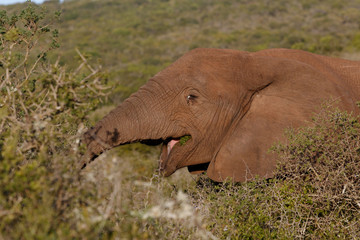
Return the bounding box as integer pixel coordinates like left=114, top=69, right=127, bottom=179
left=82, top=48, right=360, bottom=182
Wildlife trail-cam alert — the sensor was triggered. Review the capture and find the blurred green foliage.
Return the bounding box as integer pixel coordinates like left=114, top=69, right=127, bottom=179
left=4, top=0, right=358, bottom=103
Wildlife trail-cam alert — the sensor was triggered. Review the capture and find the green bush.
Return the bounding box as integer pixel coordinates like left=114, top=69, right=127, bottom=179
left=0, top=3, right=110, bottom=238
left=272, top=104, right=360, bottom=238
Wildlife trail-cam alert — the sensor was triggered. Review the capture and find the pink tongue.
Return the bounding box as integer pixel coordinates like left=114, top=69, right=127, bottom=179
left=167, top=139, right=179, bottom=155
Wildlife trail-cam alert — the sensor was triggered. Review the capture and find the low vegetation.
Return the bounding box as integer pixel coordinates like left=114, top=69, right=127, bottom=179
left=0, top=1, right=359, bottom=239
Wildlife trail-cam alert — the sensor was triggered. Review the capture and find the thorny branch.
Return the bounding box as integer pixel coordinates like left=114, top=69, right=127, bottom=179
left=0, top=34, right=109, bottom=155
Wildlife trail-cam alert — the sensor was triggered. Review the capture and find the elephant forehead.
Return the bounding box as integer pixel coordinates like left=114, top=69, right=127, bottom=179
left=156, top=60, right=239, bottom=85
left=151, top=49, right=250, bottom=97
left=153, top=65, right=205, bottom=87
left=154, top=69, right=225, bottom=94
left=157, top=49, right=244, bottom=76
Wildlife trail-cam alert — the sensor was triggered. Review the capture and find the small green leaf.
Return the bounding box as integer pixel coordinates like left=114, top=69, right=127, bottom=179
left=4, top=28, right=19, bottom=41
left=179, top=135, right=191, bottom=146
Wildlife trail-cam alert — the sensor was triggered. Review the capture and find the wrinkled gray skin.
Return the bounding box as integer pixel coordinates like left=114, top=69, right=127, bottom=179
left=83, top=48, right=360, bottom=182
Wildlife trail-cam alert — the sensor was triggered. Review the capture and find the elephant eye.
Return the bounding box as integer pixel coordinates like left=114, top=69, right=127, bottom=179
left=186, top=94, right=197, bottom=104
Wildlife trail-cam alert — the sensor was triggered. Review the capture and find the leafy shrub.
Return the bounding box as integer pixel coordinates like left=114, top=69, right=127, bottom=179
left=0, top=3, right=110, bottom=239
left=272, top=104, right=360, bottom=238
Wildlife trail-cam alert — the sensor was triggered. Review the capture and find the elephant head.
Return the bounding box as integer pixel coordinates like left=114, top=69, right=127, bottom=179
left=83, top=48, right=360, bottom=182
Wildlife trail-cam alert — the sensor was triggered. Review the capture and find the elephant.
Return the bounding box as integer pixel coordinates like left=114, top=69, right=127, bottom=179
left=82, top=48, right=360, bottom=182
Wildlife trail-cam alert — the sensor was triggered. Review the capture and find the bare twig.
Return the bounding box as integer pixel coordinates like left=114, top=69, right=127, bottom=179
left=75, top=48, right=96, bottom=73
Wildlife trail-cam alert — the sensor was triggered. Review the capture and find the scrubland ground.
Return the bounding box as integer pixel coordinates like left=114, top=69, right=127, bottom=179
left=0, top=1, right=360, bottom=239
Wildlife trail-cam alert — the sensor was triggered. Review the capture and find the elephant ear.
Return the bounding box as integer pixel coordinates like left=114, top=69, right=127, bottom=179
left=206, top=55, right=357, bottom=182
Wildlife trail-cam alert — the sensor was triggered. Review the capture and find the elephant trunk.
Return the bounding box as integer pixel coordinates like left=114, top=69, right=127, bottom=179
left=82, top=87, right=165, bottom=167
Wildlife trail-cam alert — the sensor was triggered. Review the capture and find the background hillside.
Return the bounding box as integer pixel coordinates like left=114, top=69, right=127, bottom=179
left=61, top=0, right=360, bottom=102
left=1, top=0, right=360, bottom=239
left=6, top=0, right=360, bottom=102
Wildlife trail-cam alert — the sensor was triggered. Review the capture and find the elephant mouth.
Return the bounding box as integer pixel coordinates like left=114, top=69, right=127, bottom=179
left=159, top=135, right=192, bottom=175
left=165, top=135, right=192, bottom=154
left=159, top=134, right=210, bottom=176
left=166, top=138, right=180, bottom=155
